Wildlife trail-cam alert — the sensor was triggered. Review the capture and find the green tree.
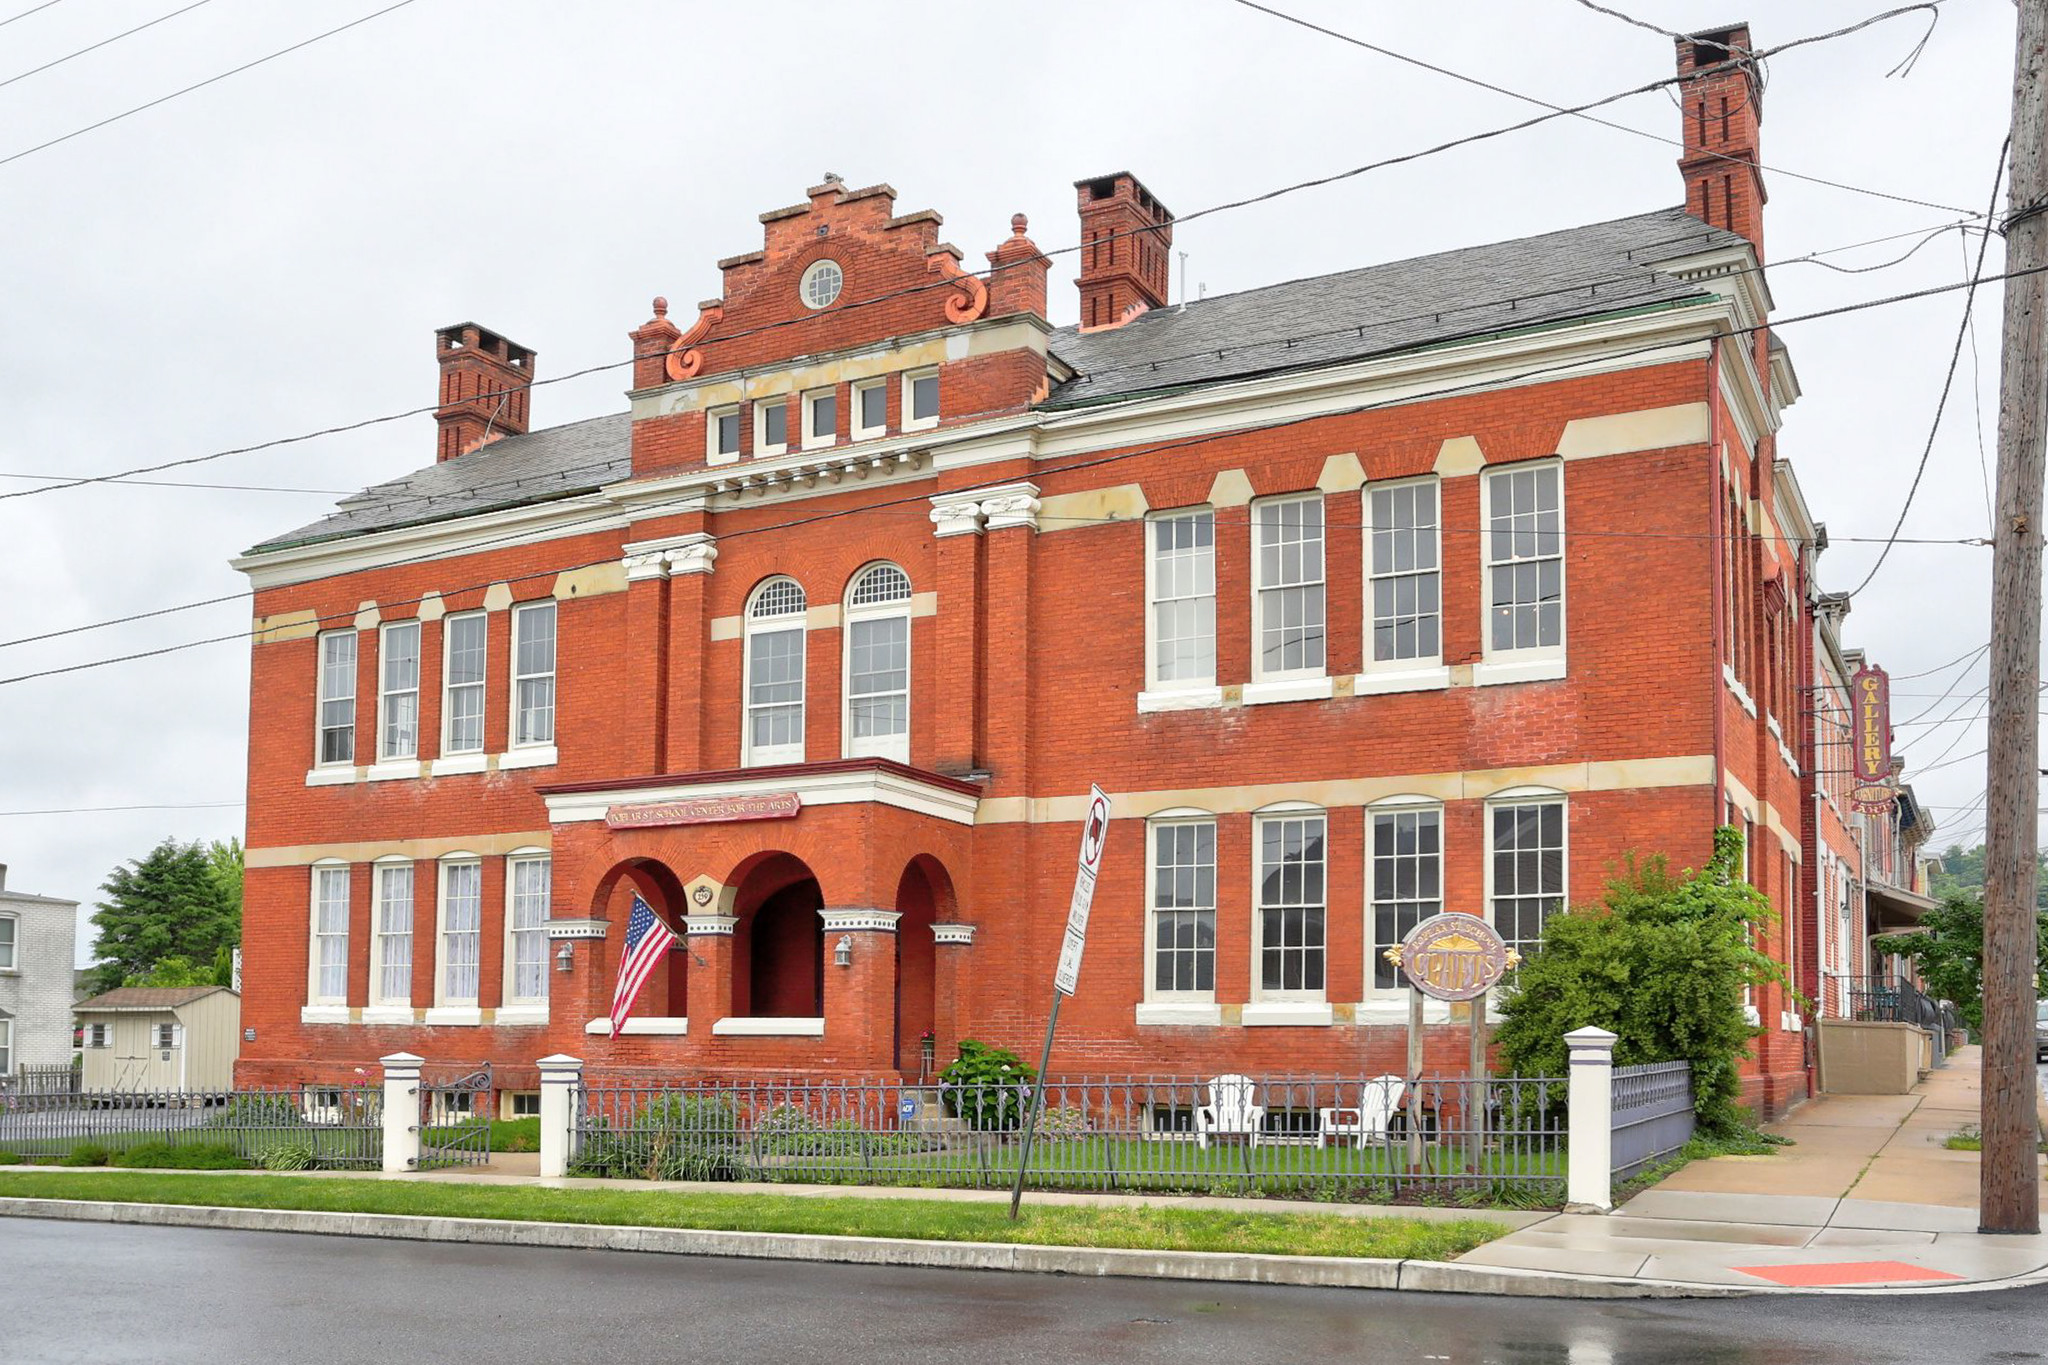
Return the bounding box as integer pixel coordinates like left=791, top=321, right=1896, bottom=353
left=90, top=839, right=242, bottom=994
left=1927, top=842, right=2048, bottom=911
left=127, top=955, right=215, bottom=988
left=1494, top=826, right=1784, bottom=1136
left=1873, top=890, right=2048, bottom=1033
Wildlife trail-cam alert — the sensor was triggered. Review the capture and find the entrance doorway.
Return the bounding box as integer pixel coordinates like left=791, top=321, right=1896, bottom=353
left=732, top=854, right=823, bottom=1018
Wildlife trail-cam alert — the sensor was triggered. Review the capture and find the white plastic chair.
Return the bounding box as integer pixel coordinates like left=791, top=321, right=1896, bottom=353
left=1317, top=1075, right=1406, bottom=1148
left=1195, top=1074, right=1265, bottom=1149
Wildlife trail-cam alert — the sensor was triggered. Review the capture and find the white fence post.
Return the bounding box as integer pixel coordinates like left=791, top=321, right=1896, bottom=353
left=538, top=1054, right=583, bottom=1179
left=380, top=1052, right=423, bottom=1175
left=1565, top=1027, right=1618, bottom=1213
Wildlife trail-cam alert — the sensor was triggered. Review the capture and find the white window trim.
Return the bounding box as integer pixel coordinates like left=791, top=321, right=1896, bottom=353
left=0, top=912, right=16, bottom=972
left=1362, top=475, right=1445, bottom=676
left=435, top=855, right=484, bottom=1008
left=1250, top=492, right=1328, bottom=685
left=753, top=396, right=789, bottom=457
left=1250, top=807, right=1329, bottom=1005
left=1144, top=813, right=1218, bottom=1005
left=802, top=388, right=837, bottom=451
left=707, top=404, right=741, bottom=464
left=851, top=377, right=887, bottom=441
left=509, top=599, right=557, bottom=751
left=314, top=629, right=357, bottom=768
left=307, top=860, right=350, bottom=1008
left=1365, top=797, right=1445, bottom=999
left=1143, top=507, right=1218, bottom=694
left=441, top=611, right=488, bottom=757
left=1477, top=459, right=1567, bottom=680
left=370, top=857, right=414, bottom=1010
left=1484, top=790, right=1569, bottom=961
left=743, top=578, right=808, bottom=768
left=377, top=619, right=421, bottom=762
left=502, top=850, right=552, bottom=1009
left=0, top=1016, right=12, bottom=1073
left=841, top=564, right=911, bottom=764
left=902, top=368, right=939, bottom=432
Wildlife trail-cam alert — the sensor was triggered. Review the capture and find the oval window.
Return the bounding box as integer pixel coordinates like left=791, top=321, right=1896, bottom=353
left=800, top=260, right=843, bottom=310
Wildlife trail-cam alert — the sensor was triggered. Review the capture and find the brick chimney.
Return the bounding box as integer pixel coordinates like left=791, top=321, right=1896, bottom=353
left=1073, top=172, right=1172, bottom=329
left=1676, top=23, right=1765, bottom=259
left=434, top=322, right=536, bottom=463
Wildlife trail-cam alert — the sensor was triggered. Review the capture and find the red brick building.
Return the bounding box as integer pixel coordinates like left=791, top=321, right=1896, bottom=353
left=234, top=25, right=1825, bottom=1115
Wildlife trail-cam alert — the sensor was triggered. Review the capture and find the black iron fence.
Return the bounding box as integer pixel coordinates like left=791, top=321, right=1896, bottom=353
left=572, top=1073, right=1566, bottom=1199
left=1610, top=1061, right=1694, bottom=1181
left=1847, top=974, right=1951, bottom=1032
left=0, top=1085, right=382, bottom=1167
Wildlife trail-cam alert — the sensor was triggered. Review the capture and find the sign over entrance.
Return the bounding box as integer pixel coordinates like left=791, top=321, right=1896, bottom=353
left=605, top=792, right=801, bottom=830
left=1385, top=914, right=1519, bottom=1002
left=1054, top=785, right=1112, bottom=996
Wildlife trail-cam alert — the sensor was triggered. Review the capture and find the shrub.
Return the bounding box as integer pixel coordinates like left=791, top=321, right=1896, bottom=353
left=59, top=1143, right=111, bottom=1167
left=573, top=1094, right=742, bottom=1181
left=1495, top=826, right=1786, bottom=1136
left=938, top=1040, right=1034, bottom=1132
left=1037, top=1106, right=1091, bottom=1140
left=207, top=1095, right=310, bottom=1131
left=0, top=1151, right=23, bottom=1165
left=112, top=1141, right=248, bottom=1170
left=262, top=1140, right=316, bottom=1171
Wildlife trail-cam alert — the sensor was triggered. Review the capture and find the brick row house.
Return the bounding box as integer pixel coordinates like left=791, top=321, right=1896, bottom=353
left=234, top=25, right=1865, bottom=1116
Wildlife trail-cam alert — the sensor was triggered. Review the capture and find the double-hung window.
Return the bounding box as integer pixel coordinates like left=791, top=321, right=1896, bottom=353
left=1252, top=496, right=1326, bottom=679
left=1366, top=480, right=1442, bottom=668
left=852, top=378, right=886, bottom=439
left=372, top=861, right=413, bottom=1007
left=755, top=397, right=788, bottom=457
left=745, top=577, right=807, bottom=765
left=0, top=1017, right=10, bottom=1074
left=1147, top=511, right=1215, bottom=689
left=1484, top=463, right=1564, bottom=659
left=1150, top=819, right=1216, bottom=997
left=844, top=563, right=911, bottom=761
left=439, top=859, right=482, bottom=1006
left=1256, top=811, right=1326, bottom=997
left=803, top=389, right=837, bottom=448
left=0, top=914, right=15, bottom=970
left=511, top=601, right=556, bottom=748
left=1369, top=804, right=1442, bottom=991
left=506, top=855, right=551, bottom=1005
left=1489, top=798, right=1566, bottom=960
left=442, top=612, right=487, bottom=755
left=316, top=631, right=357, bottom=766
left=378, top=621, right=420, bottom=760
left=904, top=369, right=939, bottom=431
left=309, top=864, right=350, bottom=1005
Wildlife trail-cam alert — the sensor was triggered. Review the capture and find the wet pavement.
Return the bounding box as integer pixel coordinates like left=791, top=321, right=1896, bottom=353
left=5, top=1219, right=2046, bottom=1365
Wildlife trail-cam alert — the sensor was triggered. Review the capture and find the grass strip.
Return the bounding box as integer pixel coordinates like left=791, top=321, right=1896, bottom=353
left=0, top=1169, right=1504, bottom=1260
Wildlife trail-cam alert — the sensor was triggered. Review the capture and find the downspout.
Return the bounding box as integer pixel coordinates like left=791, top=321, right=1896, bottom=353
left=1707, top=340, right=1727, bottom=843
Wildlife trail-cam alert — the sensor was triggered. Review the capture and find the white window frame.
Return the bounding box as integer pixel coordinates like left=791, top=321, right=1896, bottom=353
left=1480, top=460, right=1566, bottom=673
left=1485, top=791, right=1568, bottom=962
left=851, top=377, right=887, bottom=440
left=1365, top=797, right=1444, bottom=997
left=743, top=577, right=808, bottom=767
left=1146, top=814, right=1218, bottom=1003
left=753, top=396, right=788, bottom=457
left=441, top=611, right=488, bottom=757
left=0, top=1017, right=11, bottom=1074
left=1250, top=493, right=1327, bottom=684
left=842, top=562, right=912, bottom=763
left=0, top=913, right=15, bottom=971
left=315, top=629, right=357, bottom=767
left=377, top=620, right=421, bottom=761
left=1363, top=476, right=1444, bottom=674
left=85, top=1022, right=109, bottom=1049
left=1251, top=805, right=1328, bottom=1004
left=802, top=387, right=837, bottom=450
left=308, top=861, right=351, bottom=1007
left=153, top=1022, right=179, bottom=1050
left=510, top=600, right=557, bottom=750
left=903, top=368, right=939, bottom=432
left=436, top=856, right=483, bottom=1007
left=1144, top=508, right=1217, bottom=692
left=503, top=851, right=552, bottom=1007
left=370, top=858, right=414, bottom=1009
left=707, top=404, right=742, bottom=463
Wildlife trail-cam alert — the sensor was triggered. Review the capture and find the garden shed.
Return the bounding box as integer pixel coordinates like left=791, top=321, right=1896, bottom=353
left=75, top=986, right=240, bottom=1092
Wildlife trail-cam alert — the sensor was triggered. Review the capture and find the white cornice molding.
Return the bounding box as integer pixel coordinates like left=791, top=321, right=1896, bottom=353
left=544, top=764, right=981, bottom=827
left=931, top=922, right=978, bottom=945
left=233, top=493, right=625, bottom=591
left=684, top=914, right=737, bottom=936
left=819, top=908, right=902, bottom=933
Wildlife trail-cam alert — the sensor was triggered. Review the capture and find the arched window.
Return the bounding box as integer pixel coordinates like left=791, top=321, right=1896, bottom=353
left=745, top=577, right=807, bottom=766
left=844, top=563, right=912, bottom=762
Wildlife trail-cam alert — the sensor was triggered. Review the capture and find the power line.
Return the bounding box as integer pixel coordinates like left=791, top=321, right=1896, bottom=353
left=0, top=801, right=241, bottom=817
left=0, top=0, right=417, bottom=170
left=0, top=472, right=348, bottom=494
left=0, top=1, right=68, bottom=31
left=0, top=0, right=214, bottom=94
left=1890, top=641, right=1990, bottom=682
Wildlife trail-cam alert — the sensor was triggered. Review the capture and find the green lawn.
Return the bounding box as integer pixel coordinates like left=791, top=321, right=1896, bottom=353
left=0, top=1169, right=1506, bottom=1260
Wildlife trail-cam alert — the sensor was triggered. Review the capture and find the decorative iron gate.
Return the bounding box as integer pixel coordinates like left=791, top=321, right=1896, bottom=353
left=418, top=1065, right=492, bottom=1169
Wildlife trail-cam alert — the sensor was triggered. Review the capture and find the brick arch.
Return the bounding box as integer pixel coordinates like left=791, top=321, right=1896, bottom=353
left=893, top=854, right=955, bottom=1074
left=728, top=851, right=824, bottom=1020
left=589, top=857, right=689, bottom=1018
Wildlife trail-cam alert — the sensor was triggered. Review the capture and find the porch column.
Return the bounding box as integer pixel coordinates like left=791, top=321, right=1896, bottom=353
left=929, top=490, right=984, bottom=774
left=930, top=923, right=976, bottom=1076
left=620, top=546, right=671, bottom=772
left=684, top=913, right=738, bottom=1027
left=663, top=532, right=717, bottom=771
left=821, top=909, right=901, bottom=1070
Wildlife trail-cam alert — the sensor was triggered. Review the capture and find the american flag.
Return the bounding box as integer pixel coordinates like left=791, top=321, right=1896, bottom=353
left=609, top=893, right=676, bottom=1037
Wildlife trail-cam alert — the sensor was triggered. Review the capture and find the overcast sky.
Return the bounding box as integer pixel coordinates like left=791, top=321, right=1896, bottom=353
left=0, top=0, right=2023, bottom=962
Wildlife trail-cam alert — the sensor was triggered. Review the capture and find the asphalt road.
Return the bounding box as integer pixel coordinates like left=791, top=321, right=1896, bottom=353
left=4, top=1220, right=2046, bottom=1365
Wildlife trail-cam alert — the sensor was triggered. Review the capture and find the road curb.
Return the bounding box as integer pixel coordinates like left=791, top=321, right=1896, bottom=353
left=0, top=1197, right=1736, bottom=1299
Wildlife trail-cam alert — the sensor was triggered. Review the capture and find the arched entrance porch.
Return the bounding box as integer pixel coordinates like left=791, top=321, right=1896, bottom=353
left=591, top=858, right=688, bottom=1018
left=894, top=855, right=955, bottom=1075
left=730, top=852, right=824, bottom=1019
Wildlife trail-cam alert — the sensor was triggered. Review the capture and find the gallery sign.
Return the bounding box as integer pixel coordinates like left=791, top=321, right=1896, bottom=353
left=1851, top=664, right=1892, bottom=783
left=605, top=792, right=801, bottom=830
left=1384, top=913, right=1519, bottom=1001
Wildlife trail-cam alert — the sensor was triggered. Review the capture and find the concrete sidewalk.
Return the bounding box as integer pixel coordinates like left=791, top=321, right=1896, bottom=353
left=1461, top=1044, right=2048, bottom=1290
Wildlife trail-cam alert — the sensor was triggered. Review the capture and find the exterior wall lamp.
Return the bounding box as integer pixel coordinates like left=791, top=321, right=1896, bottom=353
left=555, top=942, right=575, bottom=973
left=833, top=935, right=853, bottom=968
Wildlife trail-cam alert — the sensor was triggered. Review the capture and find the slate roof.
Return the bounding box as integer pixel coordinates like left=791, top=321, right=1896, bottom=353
left=74, top=986, right=231, bottom=1012
left=247, top=207, right=1742, bottom=555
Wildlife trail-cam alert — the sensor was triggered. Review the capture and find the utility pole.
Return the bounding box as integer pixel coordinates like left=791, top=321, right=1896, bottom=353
left=1982, top=0, right=2047, bottom=1237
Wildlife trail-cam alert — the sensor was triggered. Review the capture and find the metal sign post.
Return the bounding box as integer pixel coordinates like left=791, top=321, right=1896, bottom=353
left=1009, top=785, right=1110, bottom=1221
